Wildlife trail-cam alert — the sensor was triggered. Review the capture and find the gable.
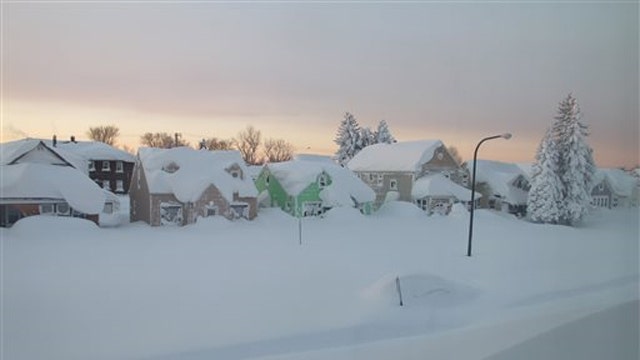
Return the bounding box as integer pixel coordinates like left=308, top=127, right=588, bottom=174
left=6, top=141, right=73, bottom=167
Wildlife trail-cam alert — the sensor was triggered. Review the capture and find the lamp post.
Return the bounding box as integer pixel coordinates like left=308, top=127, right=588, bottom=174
left=467, top=133, right=512, bottom=257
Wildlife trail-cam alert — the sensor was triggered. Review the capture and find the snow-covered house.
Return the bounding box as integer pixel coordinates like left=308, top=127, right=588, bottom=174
left=129, top=147, right=258, bottom=226
left=46, top=137, right=135, bottom=194
left=255, top=159, right=375, bottom=217
left=347, top=140, right=471, bottom=214
left=0, top=139, right=106, bottom=227
left=591, top=168, right=639, bottom=208
left=470, top=160, right=531, bottom=216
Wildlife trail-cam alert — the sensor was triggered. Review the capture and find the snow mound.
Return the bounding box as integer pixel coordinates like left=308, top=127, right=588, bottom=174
left=322, top=206, right=366, bottom=223
left=9, top=215, right=98, bottom=238
left=363, top=273, right=480, bottom=308
left=373, top=201, right=426, bottom=219
left=449, top=203, right=469, bottom=217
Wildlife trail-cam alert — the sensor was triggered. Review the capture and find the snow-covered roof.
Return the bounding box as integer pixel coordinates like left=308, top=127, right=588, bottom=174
left=1, top=139, right=69, bottom=166
left=293, top=154, right=335, bottom=164
left=138, top=147, right=258, bottom=203
left=593, top=168, right=637, bottom=197
left=0, top=139, right=89, bottom=173
left=412, top=174, right=480, bottom=201
left=45, top=140, right=135, bottom=163
left=266, top=159, right=375, bottom=206
left=0, top=163, right=105, bottom=214
left=347, top=140, right=444, bottom=173
left=473, top=160, right=529, bottom=204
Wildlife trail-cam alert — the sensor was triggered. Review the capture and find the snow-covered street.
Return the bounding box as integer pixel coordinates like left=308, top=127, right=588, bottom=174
left=2, top=205, right=638, bottom=359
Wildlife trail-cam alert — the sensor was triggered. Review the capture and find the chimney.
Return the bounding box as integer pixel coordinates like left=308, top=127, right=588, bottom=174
left=70, top=135, right=76, bottom=143
left=53, top=135, right=57, bottom=147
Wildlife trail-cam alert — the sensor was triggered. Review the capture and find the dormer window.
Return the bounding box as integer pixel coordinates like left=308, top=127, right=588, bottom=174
left=88, top=161, right=95, bottom=172
left=318, top=173, right=328, bottom=188
left=162, top=162, right=180, bottom=173
left=102, top=161, right=111, bottom=171
left=226, top=164, right=243, bottom=180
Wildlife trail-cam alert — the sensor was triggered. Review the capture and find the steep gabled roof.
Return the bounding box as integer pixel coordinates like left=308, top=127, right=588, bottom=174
left=265, top=159, right=375, bottom=205
left=137, top=147, right=257, bottom=203
left=347, top=140, right=444, bottom=173
left=0, top=139, right=72, bottom=166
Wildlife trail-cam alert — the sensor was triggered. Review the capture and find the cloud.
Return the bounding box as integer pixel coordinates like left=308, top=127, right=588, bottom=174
left=1, top=123, right=29, bottom=141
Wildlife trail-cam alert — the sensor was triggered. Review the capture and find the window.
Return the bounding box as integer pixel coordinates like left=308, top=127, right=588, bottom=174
left=597, top=183, right=604, bottom=192
left=162, top=162, right=180, bottom=173
left=205, top=205, right=217, bottom=217
left=231, top=170, right=240, bottom=178
left=160, top=203, right=183, bottom=225
left=116, top=180, right=124, bottom=192
left=390, top=179, right=398, bottom=190
left=116, top=161, right=124, bottom=173
left=102, top=161, right=111, bottom=171
left=265, top=175, right=271, bottom=185
left=377, top=174, right=383, bottom=186
left=369, top=173, right=375, bottom=182
left=56, top=203, right=70, bottom=215
left=103, top=202, right=114, bottom=214
left=40, top=204, right=54, bottom=214
left=88, top=161, right=95, bottom=172
left=102, top=180, right=110, bottom=189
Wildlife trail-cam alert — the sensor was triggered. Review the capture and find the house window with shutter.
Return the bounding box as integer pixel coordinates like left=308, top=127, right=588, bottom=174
left=116, top=180, right=124, bottom=192
left=88, top=161, right=95, bottom=172
left=390, top=179, right=398, bottom=190
left=102, top=161, right=111, bottom=171
left=116, top=161, right=124, bottom=173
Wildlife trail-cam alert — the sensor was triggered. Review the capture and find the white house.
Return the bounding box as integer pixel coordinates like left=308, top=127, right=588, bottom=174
left=470, top=160, right=530, bottom=216
left=347, top=140, right=472, bottom=214
left=591, top=168, right=639, bottom=208
left=0, top=139, right=106, bottom=227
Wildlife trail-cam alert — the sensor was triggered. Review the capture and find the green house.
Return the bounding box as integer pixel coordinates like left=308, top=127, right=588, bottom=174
left=255, top=159, right=375, bottom=217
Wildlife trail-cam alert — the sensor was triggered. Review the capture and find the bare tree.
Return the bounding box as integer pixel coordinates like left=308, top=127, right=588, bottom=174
left=200, top=137, right=234, bottom=151
left=263, top=138, right=294, bottom=163
left=447, top=146, right=463, bottom=165
left=87, top=125, right=120, bottom=146
left=235, top=126, right=262, bottom=165
left=140, top=132, right=189, bottom=148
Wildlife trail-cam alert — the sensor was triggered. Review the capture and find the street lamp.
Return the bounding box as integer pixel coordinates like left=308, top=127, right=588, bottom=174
left=467, top=133, right=512, bottom=257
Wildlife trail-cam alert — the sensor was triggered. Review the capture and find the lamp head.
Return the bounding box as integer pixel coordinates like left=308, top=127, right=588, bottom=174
left=501, top=133, right=512, bottom=140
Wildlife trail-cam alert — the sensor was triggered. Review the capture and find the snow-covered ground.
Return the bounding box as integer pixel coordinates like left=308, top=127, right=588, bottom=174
left=2, top=204, right=638, bottom=360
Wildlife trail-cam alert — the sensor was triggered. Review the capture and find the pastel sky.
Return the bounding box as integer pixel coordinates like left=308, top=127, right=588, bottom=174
left=2, top=2, right=638, bottom=167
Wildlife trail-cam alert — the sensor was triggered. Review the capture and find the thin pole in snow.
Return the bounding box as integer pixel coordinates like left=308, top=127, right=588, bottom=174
left=298, top=216, right=302, bottom=246
left=395, top=276, right=404, bottom=307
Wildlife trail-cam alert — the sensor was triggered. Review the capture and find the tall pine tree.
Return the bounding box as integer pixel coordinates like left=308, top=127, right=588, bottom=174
left=552, top=94, right=595, bottom=225
left=375, top=120, right=396, bottom=144
left=528, top=94, right=595, bottom=226
left=527, top=129, right=563, bottom=224
left=334, top=112, right=363, bottom=166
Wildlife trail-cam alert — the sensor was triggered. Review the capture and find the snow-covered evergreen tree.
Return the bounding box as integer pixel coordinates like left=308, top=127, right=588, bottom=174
left=527, top=129, right=563, bottom=224
left=551, top=94, right=595, bottom=225
left=374, top=120, right=396, bottom=144
left=334, top=112, right=363, bottom=166
left=360, top=127, right=375, bottom=148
